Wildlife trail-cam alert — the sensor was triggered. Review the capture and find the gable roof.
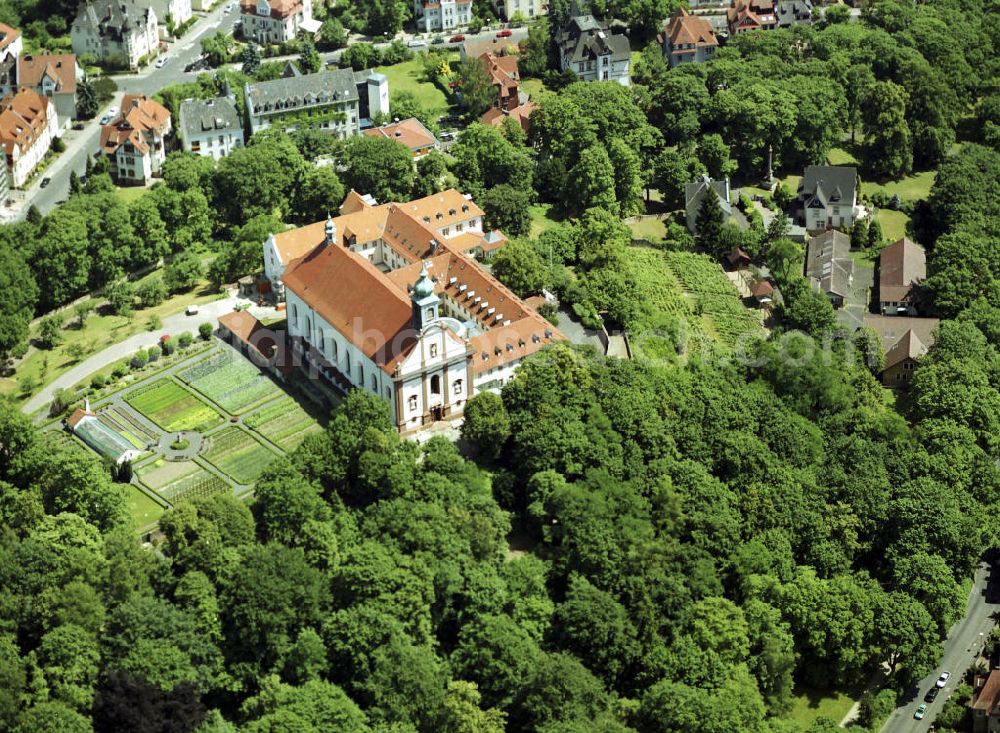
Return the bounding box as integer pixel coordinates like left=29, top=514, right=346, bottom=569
left=100, top=93, right=170, bottom=155
left=775, top=0, right=813, bottom=26
left=862, top=314, right=939, bottom=364
left=340, top=189, right=377, bottom=214
left=75, top=0, right=155, bottom=37
left=179, top=96, right=241, bottom=140
left=972, top=671, right=1000, bottom=715
left=0, top=23, right=20, bottom=53
left=480, top=100, right=537, bottom=132
left=805, top=230, right=853, bottom=298
left=0, top=88, right=52, bottom=158
left=878, top=237, right=926, bottom=303
left=727, top=0, right=777, bottom=28
left=665, top=8, right=718, bottom=51
left=239, top=0, right=303, bottom=20
left=278, top=188, right=563, bottom=376
left=17, top=54, right=78, bottom=95
left=798, top=165, right=857, bottom=208
left=685, top=176, right=731, bottom=220
left=883, top=328, right=926, bottom=369
left=363, top=117, right=438, bottom=154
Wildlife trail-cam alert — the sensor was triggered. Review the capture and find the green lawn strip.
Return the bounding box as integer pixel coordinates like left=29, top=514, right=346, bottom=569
left=374, top=57, right=454, bottom=118
left=784, top=685, right=859, bottom=728
left=202, top=426, right=280, bottom=485
left=528, top=203, right=564, bottom=238
left=114, top=186, right=148, bottom=204
left=626, top=217, right=668, bottom=241
left=875, top=208, right=910, bottom=241
left=125, top=484, right=167, bottom=531
left=826, top=146, right=859, bottom=166
left=860, top=170, right=935, bottom=203
left=125, top=378, right=224, bottom=432
left=521, top=77, right=544, bottom=100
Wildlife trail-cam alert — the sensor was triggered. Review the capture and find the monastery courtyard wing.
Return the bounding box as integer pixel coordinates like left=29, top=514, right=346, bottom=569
left=258, top=188, right=565, bottom=432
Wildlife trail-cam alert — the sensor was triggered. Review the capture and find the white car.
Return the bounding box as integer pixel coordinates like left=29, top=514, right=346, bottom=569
left=155, top=55, right=168, bottom=68
left=935, top=671, right=951, bottom=688
left=407, top=39, right=428, bottom=48
left=107, top=105, right=118, bottom=117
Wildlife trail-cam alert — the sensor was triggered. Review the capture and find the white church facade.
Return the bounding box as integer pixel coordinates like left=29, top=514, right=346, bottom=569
left=259, top=189, right=563, bottom=432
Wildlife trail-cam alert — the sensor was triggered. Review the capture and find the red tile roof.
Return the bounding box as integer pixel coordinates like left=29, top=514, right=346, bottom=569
left=972, top=671, right=1000, bottom=714
left=879, top=237, right=926, bottom=304
left=0, top=88, right=52, bottom=158
left=239, top=0, right=303, bottom=20
left=665, top=8, right=718, bottom=51
left=18, top=54, right=77, bottom=95
left=101, top=94, right=170, bottom=156
left=363, top=117, right=438, bottom=155
left=0, top=23, right=21, bottom=53
left=480, top=100, right=537, bottom=133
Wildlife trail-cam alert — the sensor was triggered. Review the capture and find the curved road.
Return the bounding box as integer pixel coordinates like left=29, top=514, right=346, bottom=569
left=881, top=554, right=998, bottom=733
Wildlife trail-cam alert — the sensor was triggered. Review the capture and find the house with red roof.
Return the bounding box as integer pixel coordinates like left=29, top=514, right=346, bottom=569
left=480, top=52, right=521, bottom=112
left=18, top=54, right=80, bottom=126
left=260, top=188, right=562, bottom=432
left=661, top=8, right=717, bottom=67
left=100, top=93, right=171, bottom=184
left=727, top=0, right=778, bottom=35
left=0, top=87, right=58, bottom=188
left=240, top=0, right=318, bottom=44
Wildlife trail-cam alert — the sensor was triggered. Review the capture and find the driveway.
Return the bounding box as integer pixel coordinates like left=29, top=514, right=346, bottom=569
left=880, top=554, right=999, bottom=733
left=22, top=295, right=277, bottom=416
left=837, top=263, right=874, bottom=332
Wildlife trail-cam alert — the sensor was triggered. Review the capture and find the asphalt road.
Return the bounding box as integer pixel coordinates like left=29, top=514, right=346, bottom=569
left=880, top=554, right=999, bottom=733
left=9, top=3, right=239, bottom=219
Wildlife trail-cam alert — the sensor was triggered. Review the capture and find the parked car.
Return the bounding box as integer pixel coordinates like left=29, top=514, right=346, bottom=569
left=496, top=29, right=513, bottom=37
left=155, top=55, right=168, bottom=68
left=107, top=105, right=118, bottom=117
left=99, top=113, right=112, bottom=124
left=449, top=34, right=465, bottom=42
left=186, top=304, right=200, bottom=316
left=935, top=672, right=951, bottom=688
left=914, top=704, right=927, bottom=720
left=431, top=36, right=445, bottom=44
left=39, top=177, right=51, bottom=188
left=407, top=39, right=428, bottom=48
left=924, top=687, right=940, bottom=703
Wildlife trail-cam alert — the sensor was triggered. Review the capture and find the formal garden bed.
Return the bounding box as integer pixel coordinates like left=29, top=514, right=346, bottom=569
left=177, top=351, right=282, bottom=413
left=125, top=379, right=224, bottom=432
left=202, top=427, right=279, bottom=485
left=243, top=396, right=322, bottom=452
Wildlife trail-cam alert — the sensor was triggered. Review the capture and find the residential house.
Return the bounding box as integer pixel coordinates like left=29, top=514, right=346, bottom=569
left=878, top=237, right=926, bottom=316
left=259, top=187, right=554, bottom=432
left=496, top=0, right=546, bottom=20
left=805, top=230, right=853, bottom=308
left=661, top=8, right=717, bottom=67
left=727, top=0, right=777, bottom=35
left=363, top=117, right=438, bottom=158
left=460, top=37, right=519, bottom=61
left=556, top=13, right=630, bottom=86
left=776, top=0, right=813, bottom=27
left=0, top=154, right=9, bottom=203
left=480, top=99, right=537, bottom=133
left=72, top=0, right=159, bottom=70
left=238, top=0, right=319, bottom=44
left=725, top=247, right=751, bottom=271
left=0, top=88, right=59, bottom=188
left=684, top=175, right=731, bottom=234
left=148, top=0, right=193, bottom=38
left=17, top=54, right=80, bottom=126
left=100, top=93, right=171, bottom=184
left=244, top=67, right=388, bottom=137
left=412, top=0, right=473, bottom=33
left=480, top=52, right=521, bottom=112
left=179, top=96, right=243, bottom=159
left=863, top=314, right=939, bottom=388
left=0, top=24, right=23, bottom=94
left=797, top=164, right=858, bottom=231
left=971, top=669, right=1000, bottom=733
left=191, top=0, right=217, bottom=9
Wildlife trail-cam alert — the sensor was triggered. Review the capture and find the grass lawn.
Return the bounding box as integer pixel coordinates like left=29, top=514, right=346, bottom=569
left=827, top=147, right=859, bottom=166
left=376, top=57, right=455, bottom=119
left=861, top=169, right=936, bottom=203
left=126, top=379, right=224, bottom=432
left=0, top=279, right=226, bottom=402
left=125, top=485, right=165, bottom=530
left=203, top=427, right=278, bottom=484
left=528, top=203, right=564, bottom=238
left=114, top=186, right=148, bottom=204
left=785, top=685, right=857, bottom=728
left=876, top=208, right=910, bottom=241
left=521, top=77, right=545, bottom=100
left=627, top=217, right=668, bottom=242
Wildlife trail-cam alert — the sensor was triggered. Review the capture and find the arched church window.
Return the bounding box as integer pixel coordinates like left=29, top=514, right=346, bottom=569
left=430, top=374, right=441, bottom=395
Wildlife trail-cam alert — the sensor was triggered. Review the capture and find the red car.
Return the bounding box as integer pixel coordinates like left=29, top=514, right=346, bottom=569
left=496, top=29, right=513, bottom=38
left=449, top=34, right=465, bottom=42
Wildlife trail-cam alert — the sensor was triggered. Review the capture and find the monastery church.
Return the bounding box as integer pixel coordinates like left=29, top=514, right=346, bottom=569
left=254, top=188, right=565, bottom=432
